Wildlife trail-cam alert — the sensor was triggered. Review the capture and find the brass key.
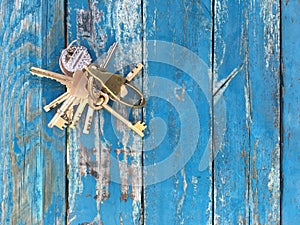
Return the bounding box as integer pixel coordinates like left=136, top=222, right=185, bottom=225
left=98, top=93, right=146, bottom=137
left=103, top=104, right=147, bottom=137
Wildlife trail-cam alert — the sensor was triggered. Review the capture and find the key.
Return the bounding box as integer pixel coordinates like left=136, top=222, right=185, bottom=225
left=44, top=91, right=70, bottom=112
left=82, top=91, right=108, bottom=134
left=50, top=70, right=89, bottom=129
left=30, top=67, right=73, bottom=88
left=48, top=95, right=76, bottom=129
left=84, top=62, right=145, bottom=108
left=102, top=102, right=147, bottom=137
left=83, top=106, right=95, bottom=134
left=69, top=99, right=88, bottom=129
left=100, top=42, right=118, bottom=69
left=30, top=67, right=76, bottom=129
left=81, top=42, right=118, bottom=133
left=126, top=63, right=143, bottom=82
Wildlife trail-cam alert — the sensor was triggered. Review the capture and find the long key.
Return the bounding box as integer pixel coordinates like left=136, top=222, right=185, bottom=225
left=102, top=103, right=146, bottom=137
left=44, top=91, right=70, bottom=112
left=30, top=67, right=73, bottom=88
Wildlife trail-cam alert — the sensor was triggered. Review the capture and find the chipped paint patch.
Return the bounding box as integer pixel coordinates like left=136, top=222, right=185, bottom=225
left=176, top=168, right=188, bottom=224
left=267, top=144, right=280, bottom=223
left=259, top=0, right=280, bottom=70
left=174, top=82, right=186, bottom=102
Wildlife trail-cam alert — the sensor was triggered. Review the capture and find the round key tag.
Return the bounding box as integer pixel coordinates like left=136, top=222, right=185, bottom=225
left=59, top=40, right=92, bottom=76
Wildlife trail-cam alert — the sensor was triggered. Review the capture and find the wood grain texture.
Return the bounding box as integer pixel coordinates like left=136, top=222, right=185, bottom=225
left=1, top=0, right=299, bottom=224
left=66, top=0, right=143, bottom=224
left=0, top=0, right=66, bottom=224
left=143, top=0, right=213, bottom=224
left=213, top=0, right=280, bottom=224
left=282, top=0, right=300, bottom=224
left=213, top=0, right=250, bottom=223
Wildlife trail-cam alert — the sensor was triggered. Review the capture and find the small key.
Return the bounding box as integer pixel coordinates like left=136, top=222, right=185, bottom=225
left=102, top=102, right=147, bottom=137
left=82, top=92, right=109, bottom=133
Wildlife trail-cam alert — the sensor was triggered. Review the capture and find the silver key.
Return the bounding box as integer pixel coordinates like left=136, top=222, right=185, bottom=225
left=100, top=42, right=118, bottom=69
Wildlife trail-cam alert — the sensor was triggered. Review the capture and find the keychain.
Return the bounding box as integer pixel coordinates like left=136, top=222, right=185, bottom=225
left=30, top=41, right=147, bottom=137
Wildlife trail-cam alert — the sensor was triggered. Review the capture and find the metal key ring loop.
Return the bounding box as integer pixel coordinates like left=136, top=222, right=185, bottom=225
left=116, top=82, right=146, bottom=108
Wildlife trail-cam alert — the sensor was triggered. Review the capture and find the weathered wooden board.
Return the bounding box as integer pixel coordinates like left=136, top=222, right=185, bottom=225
left=246, top=1, right=281, bottom=223
left=212, top=1, right=250, bottom=223
left=0, top=0, right=66, bottom=224
left=213, top=0, right=280, bottom=224
left=66, top=0, right=143, bottom=224
left=282, top=0, right=300, bottom=224
left=143, top=0, right=213, bottom=224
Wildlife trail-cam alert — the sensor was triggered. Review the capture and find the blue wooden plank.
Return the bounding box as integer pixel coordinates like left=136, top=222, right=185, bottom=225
left=213, top=0, right=280, bottom=224
left=282, top=0, right=300, bottom=224
left=247, top=1, right=280, bottom=223
left=0, top=0, right=66, bottom=224
left=66, top=0, right=144, bottom=224
left=213, top=0, right=250, bottom=223
left=143, top=0, right=213, bottom=224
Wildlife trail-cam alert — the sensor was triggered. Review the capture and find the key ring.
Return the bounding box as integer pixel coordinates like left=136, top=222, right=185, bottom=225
left=87, top=76, right=109, bottom=110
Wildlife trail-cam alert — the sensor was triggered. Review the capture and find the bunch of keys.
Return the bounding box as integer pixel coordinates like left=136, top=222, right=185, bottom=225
left=30, top=40, right=147, bottom=137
